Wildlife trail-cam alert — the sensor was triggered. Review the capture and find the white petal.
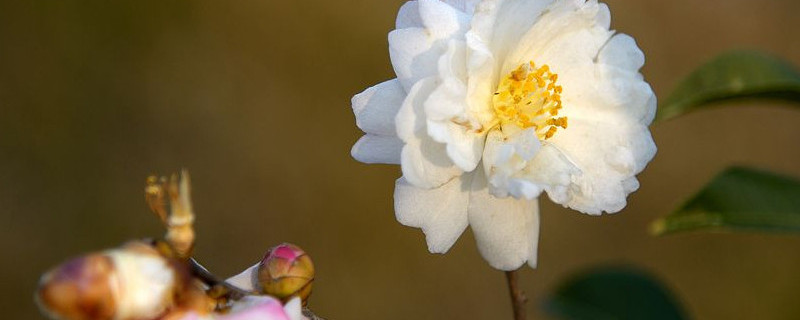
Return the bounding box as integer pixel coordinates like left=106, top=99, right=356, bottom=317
left=482, top=130, right=517, bottom=172
left=425, top=77, right=468, bottom=123
left=597, top=33, right=645, bottom=72
left=390, top=0, right=470, bottom=91
left=441, top=0, right=481, bottom=14
left=351, top=134, right=403, bottom=165
left=581, top=64, right=656, bottom=124
left=480, top=127, right=581, bottom=204
left=422, top=39, right=484, bottom=171
left=436, top=39, right=468, bottom=85
left=503, top=0, right=612, bottom=76
left=283, top=298, right=306, bottom=320
left=352, top=79, right=405, bottom=136
left=525, top=143, right=581, bottom=205
left=225, top=263, right=259, bottom=292
left=425, top=41, right=469, bottom=123
left=427, top=119, right=484, bottom=171
left=396, top=77, right=436, bottom=141
left=471, top=0, right=554, bottom=68
left=389, top=28, right=446, bottom=91
left=555, top=41, right=654, bottom=124
left=463, top=32, right=496, bottom=125
left=468, top=170, right=540, bottom=270
left=400, top=136, right=462, bottom=188
left=418, top=0, right=470, bottom=37
left=547, top=116, right=656, bottom=214
left=394, top=175, right=471, bottom=253
left=396, top=1, right=422, bottom=29
left=396, top=78, right=463, bottom=188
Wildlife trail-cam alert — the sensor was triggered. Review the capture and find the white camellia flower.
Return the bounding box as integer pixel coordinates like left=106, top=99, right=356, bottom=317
left=351, top=0, right=656, bottom=270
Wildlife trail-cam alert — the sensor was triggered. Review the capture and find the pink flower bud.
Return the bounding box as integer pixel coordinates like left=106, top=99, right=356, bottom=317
left=257, top=243, right=314, bottom=304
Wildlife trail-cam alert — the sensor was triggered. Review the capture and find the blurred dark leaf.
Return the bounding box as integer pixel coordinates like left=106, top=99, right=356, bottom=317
left=651, top=167, right=800, bottom=235
left=544, top=267, right=687, bottom=320
left=656, top=51, right=800, bottom=121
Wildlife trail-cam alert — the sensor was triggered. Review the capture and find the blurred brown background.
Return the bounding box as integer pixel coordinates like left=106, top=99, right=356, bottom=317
left=2, top=0, right=800, bottom=319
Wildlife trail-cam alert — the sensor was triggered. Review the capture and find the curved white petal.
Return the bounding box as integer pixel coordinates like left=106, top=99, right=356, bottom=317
left=396, top=77, right=435, bottom=141
left=483, top=128, right=544, bottom=199
left=424, top=39, right=484, bottom=171
left=394, top=175, right=471, bottom=253
left=352, top=134, right=403, bottom=165
left=389, top=0, right=469, bottom=91
left=504, top=0, right=612, bottom=76
left=396, top=78, right=463, bottom=188
left=547, top=116, right=656, bottom=214
left=597, top=33, right=644, bottom=72
left=524, top=143, right=581, bottom=205
left=470, top=0, right=554, bottom=69
left=593, top=33, right=656, bottom=123
left=563, top=63, right=655, bottom=124
left=396, top=1, right=423, bottom=29
left=468, top=169, right=540, bottom=270
left=482, top=128, right=583, bottom=205
left=397, top=0, right=476, bottom=30
left=464, top=32, right=496, bottom=125
left=425, top=41, right=469, bottom=123
left=400, top=136, right=463, bottom=189
left=418, top=0, right=470, bottom=37
left=441, top=0, right=481, bottom=14
left=427, top=119, right=484, bottom=171
left=389, top=28, right=448, bottom=91
left=352, top=78, right=406, bottom=136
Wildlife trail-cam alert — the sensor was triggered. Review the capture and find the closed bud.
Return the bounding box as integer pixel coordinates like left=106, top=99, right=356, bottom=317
left=257, top=243, right=314, bottom=304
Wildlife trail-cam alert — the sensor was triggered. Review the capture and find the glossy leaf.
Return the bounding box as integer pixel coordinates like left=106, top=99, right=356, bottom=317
left=651, top=167, right=800, bottom=235
left=656, top=51, right=800, bottom=122
left=544, top=267, right=687, bottom=320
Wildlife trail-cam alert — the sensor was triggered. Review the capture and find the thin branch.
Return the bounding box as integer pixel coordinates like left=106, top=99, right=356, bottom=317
left=505, top=269, right=527, bottom=320
left=189, top=258, right=253, bottom=300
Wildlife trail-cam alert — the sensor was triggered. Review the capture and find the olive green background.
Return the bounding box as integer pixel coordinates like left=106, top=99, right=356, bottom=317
left=2, top=0, right=800, bottom=319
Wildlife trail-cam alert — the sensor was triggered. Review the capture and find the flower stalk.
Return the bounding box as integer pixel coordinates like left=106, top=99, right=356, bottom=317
left=505, top=269, right=527, bottom=320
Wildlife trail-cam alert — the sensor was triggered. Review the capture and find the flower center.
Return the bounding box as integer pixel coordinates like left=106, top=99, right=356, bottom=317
left=492, top=61, right=567, bottom=140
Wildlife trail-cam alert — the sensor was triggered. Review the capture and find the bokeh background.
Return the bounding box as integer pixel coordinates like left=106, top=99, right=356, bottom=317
left=2, top=0, right=800, bottom=319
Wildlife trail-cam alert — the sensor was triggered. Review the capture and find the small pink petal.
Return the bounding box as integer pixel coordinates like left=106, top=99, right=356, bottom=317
left=271, top=244, right=300, bottom=261
left=221, top=296, right=291, bottom=320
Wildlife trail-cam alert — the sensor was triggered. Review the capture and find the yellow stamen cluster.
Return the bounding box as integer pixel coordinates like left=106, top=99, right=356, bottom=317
left=492, top=61, right=567, bottom=140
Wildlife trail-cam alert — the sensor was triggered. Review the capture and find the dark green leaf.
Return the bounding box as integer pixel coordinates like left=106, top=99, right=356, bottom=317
left=651, top=167, right=800, bottom=235
left=544, top=267, right=687, bottom=320
left=656, top=51, right=800, bottom=122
